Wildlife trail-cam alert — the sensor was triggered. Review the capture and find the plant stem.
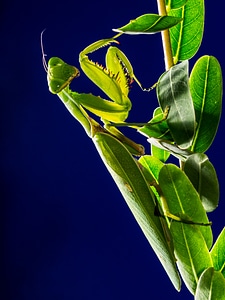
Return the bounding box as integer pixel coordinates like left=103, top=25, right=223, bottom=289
left=157, top=0, right=174, bottom=70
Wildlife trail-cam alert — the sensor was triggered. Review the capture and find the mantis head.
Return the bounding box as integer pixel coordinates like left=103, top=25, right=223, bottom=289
left=47, top=57, right=80, bottom=94
left=41, top=30, right=80, bottom=94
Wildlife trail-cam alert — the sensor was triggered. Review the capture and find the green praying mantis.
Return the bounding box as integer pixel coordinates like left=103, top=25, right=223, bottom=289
left=42, top=32, right=213, bottom=290
left=41, top=1, right=225, bottom=294
left=41, top=30, right=212, bottom=226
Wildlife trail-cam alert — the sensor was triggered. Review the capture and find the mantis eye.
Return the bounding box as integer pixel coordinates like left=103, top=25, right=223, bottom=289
left=47, top=57, right=80, bottom=94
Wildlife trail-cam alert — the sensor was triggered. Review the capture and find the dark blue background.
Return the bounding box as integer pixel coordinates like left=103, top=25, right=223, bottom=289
left=1, top=1, right=224, bottom=299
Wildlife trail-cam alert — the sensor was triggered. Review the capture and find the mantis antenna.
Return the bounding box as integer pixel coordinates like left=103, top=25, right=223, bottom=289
left=40, top=29, right=48, bottom=72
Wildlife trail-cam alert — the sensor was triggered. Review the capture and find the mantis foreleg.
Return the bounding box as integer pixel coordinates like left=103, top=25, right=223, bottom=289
left=42, top=33, right=150, bottom=154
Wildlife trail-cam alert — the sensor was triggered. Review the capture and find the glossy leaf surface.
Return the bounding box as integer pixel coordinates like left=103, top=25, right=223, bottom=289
left=113, top=14, right=182, bottom=34
left=171, top=222, right=212, bottom=294
left=148, top=138, right=192, bottom=160
left=151, top=144, right=170, bottom=163
left=158, top=164, right=213, bottom=249
left=168, top=0, right=204, bottom=63
left=184, top=153, right=219, bottom=212
left=139, top=107, right=171, bottom=140
left=138, top=107, right=171, bottom=162
left=157, top=60, right=195, bottom=149
left=138, top=155, right=172, bottom=227
left=170, top=223, right=212, bottom=294
left=138, top=155, right=164, bottom=204
left=210, top=227, right=225, bottom=277
left=190, top=56, right=223, bottom=153
left=138, top=155, right=164, bottom=184
left=195, top=267, right=225, bottom=300
left=166, top=0, right=188, bottom=10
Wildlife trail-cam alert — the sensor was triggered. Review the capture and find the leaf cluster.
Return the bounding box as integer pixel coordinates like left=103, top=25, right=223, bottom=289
left=110, top=0, right=224, bottom=298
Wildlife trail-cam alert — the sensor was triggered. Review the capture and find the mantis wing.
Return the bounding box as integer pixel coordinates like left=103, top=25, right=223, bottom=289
left=93, top=131, right=181, bottom=291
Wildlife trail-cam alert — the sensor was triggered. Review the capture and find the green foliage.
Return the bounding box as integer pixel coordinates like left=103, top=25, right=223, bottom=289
left=184, top=153, right=219, bottom=212
left=159, top=164, right=213, bottom=247
left=157, top=60, right=196, bottom=149
left=190, top=56, right=223, bottom=153
left=195, top=268, right=225, bottom=300
left=44, top=0, right=224, bottom=298
left=170, top=223, right=213, bottom=294
left=210, top=227, right=225, bottom=276
left=168, top=0, right=205, bottom=63
left=166, top=0, right=188, bottom=10
left=113, top=14, right=183, bottom=34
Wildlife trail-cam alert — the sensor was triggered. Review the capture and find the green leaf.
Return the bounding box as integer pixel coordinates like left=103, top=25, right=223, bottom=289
left=138, top=155, right=174, bottom=232
left=138, top=107, right=172, bottom=140
left=138, top=107, right=171, bottom=162
left=138, top=155, right=164, bottom=184
left=157, top=60, right=196, bottom=149
left=112, top=14, right=183, bottom=34
left=148, top=137, right=193, bottom=161
left=195, top=267, right=225, bottom=300
left=168, top=0, right=204, bottom=63
left=190, top=56, right=223, bottom=153
left=166, top=0, right=188, bottom=10
left=93, top=132, right=181, bottom=290
left=184, top=153, right=219, bottom=212
left=210, top=227, right=225, bottom=277
left=170, top=223, right=213, bottom=294
left=151, top=142, right=170, bottom=163
left=158, top=164, right=213, bottom=249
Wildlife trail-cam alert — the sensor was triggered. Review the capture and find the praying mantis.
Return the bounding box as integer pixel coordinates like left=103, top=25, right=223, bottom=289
left=42, top=32, right=213, bottom=291
left=41, top=1, right=225, bottom=294
left=42, top=30, right=212, bottom=224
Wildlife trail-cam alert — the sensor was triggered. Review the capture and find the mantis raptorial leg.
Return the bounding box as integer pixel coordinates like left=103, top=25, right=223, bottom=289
left=155, top=197, right=212, bottom=226
left=151, top=179, right=212, bottom=227
left=107, top=105, right=170, bottom=129
left=41, top=31, right=146, bottom=155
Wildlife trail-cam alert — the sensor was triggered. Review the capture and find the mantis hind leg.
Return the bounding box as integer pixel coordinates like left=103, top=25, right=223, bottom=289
left=107, top=106, right=170, bottom=129
left=103, top=120, right=145, bottom=156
